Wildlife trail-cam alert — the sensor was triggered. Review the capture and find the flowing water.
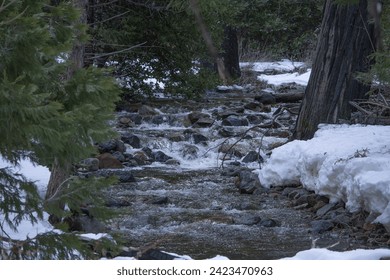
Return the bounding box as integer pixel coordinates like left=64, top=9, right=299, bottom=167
left=105, top=90, right=367, bottom=259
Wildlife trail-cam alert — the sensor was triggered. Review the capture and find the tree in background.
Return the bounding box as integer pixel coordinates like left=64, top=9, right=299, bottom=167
left=293, top=0, right=380, bottom=140
left=0, top=0, right=120, bottom=259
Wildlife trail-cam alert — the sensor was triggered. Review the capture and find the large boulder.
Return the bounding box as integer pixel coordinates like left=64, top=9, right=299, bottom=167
left=97, top=153, right=124, bottom=169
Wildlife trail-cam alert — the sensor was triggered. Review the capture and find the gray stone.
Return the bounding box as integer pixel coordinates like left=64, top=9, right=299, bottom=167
left=259, top=218, right=279, bottom=227
left=244, top=102, right=263, bottom=111
left=235, top=170, right=261, bottom=194
left=151, top=115, right=167, bottom=125
left=234, top=215, right=261, bottom=226
left=139, top=105, right=158, bottom=115
left=90, top=169, right=136, bottom=183
left=116, top=139, right=126, bottom=153
left=188, top=111, right=210, bottom=124
left=168, top=133, right=185, bottom=142
left=152, top=151, right=172, bottom=162
left=194, top=117, right=214, bottom=128
left=218, top=127, right=236, bottom=137
left=112, top=151, right=126, bottom=162
left=242, top=151, right=260, bottom=163
left=254, top=91, right=276, bottom=105
left=246, top=115, right=264, bottom=124
left=78, top=158, right=99, bottom=172
left=310, top=220, right=334, bottom=234
left=165, top=159, right=180, bottom=165
left=121, top=133, right=141, bottom=148
left=193, top=133, right=208, bottom=144
left=316, top=203, right=337, bottom=217
left=98, top=139, right=117, bottom=153
left=133, top=151, right=151, bottom=165
left=181, top=144, right=199, bottom=160
left=222, top=116, right=249, bottom=127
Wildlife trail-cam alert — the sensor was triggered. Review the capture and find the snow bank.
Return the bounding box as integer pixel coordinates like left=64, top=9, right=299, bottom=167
left=282, top=248, right=390, bottom=260
left=258, top=124, right=390, bottom=229
left=240, top=59, right=305, bottom=73
left=258, top=69, right=311, bottom=86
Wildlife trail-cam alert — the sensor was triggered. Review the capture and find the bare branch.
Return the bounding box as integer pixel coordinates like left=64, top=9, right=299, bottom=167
left=86, top=41, right=146, bottom=60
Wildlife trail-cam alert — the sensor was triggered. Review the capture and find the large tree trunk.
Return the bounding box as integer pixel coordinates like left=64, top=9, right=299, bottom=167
left=293, top=0, right=377, bottom=140
left=222, top=26, right=241, bottom=79
left=45, top=0, right=88, bottom=224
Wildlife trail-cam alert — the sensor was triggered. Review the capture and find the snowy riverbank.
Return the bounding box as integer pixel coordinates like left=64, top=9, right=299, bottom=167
left=258, top=124, right=390, bottom=231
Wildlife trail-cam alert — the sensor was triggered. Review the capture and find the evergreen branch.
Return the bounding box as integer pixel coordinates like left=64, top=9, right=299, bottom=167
left=0, top=6, right=27, bottom=26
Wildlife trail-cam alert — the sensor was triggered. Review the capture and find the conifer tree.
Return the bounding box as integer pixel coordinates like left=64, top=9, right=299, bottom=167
left=0, top=0, right=120, bottom=259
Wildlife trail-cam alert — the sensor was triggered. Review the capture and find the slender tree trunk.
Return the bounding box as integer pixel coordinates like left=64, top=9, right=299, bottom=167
left=45, top=0, right=88, bottom=224
left=189, top=0, right=230, bottom=84
left=293, top=0, right=377, bottom=140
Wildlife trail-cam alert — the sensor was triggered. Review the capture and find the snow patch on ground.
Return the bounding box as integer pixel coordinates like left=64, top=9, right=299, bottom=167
left=258, top=69, right=311, bottom=86
left=282, top=248, right=390, bottom=260
left=258, top=124, right=390, bottom=230
left=240, top=59, right=305, bottom=73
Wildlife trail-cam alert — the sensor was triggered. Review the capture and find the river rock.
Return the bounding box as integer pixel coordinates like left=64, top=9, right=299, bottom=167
left=188, top=111, right=210, bottom=124
left=118, top=116, right=133, bottom=127
left=235, top=169, right=261, bottom=194
left=310, top=220, right=334, bottom=234
left=316, top=203, right=337, bottom=217
left=246, top=115, right=264, bottom=124
left=97, top=153, right=124, bottom=169
left=244, top=102, right=263, bottom=111
left=222, top=116, right=249, bottom=127
left=165, top=159, right=180, bottom=165
left=218, top=127, right=236, bottom=137
left=128, top=113, right=142, bottom=125
left=121, top=133, right=141, bottom=148
left=234, top=214, right=261, bottom=226
left=105, top=196, right=132, bottom=208
left=112, top=151, right=126, bottom=162
left=151, top=115, right=167, bottom=125
left=168, top=133, right=185, bottom=142
left=193, top=117, right=214, bottom=128
left=98, top=139, right=117, bottom=153
left=181, top=144, right=199, bottom=160
left=88, top=169, right=136, bottom=183
left=218, top=110, right=239, bottom=120
left=152, top=150, right=172, bottom=162
left=254, top=91, right=276, bottom=105
left=193, top=133, right=208, bottom=144
left=242, top=151, right=260, bottom=163
left=78, top=158, right=99, bottom=172
left=259, top=218, right=279, bottom=228
left=139, top=105, right=158, bottom=115
left=133, top=151, right=151, bottom=165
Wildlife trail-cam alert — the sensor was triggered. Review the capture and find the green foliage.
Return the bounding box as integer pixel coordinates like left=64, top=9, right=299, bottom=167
left=91, top=0, right=220, bottom=98
left=356, top=3, right=390, bottom=91
left=231, top=0, right=324, bottom=60
left=1, top=0, right=120, bottom=259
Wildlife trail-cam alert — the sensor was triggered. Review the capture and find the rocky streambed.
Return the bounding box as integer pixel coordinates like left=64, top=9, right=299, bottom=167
left=79, top=83, right=389, bottom=259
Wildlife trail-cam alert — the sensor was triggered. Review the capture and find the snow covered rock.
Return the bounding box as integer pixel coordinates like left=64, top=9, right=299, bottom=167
left=258, top=124, right=390, bottom=231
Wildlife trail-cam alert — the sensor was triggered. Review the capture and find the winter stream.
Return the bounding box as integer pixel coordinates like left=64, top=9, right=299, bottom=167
left=102, top=89, right=371, bottom=259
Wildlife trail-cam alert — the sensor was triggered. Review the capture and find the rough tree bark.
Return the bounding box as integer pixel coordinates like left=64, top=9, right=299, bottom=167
left=221, top=26, right=241, bottom=79
left=45, top=0, right=88, bottom=223
left=293, top=0, right=378, bottom=140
